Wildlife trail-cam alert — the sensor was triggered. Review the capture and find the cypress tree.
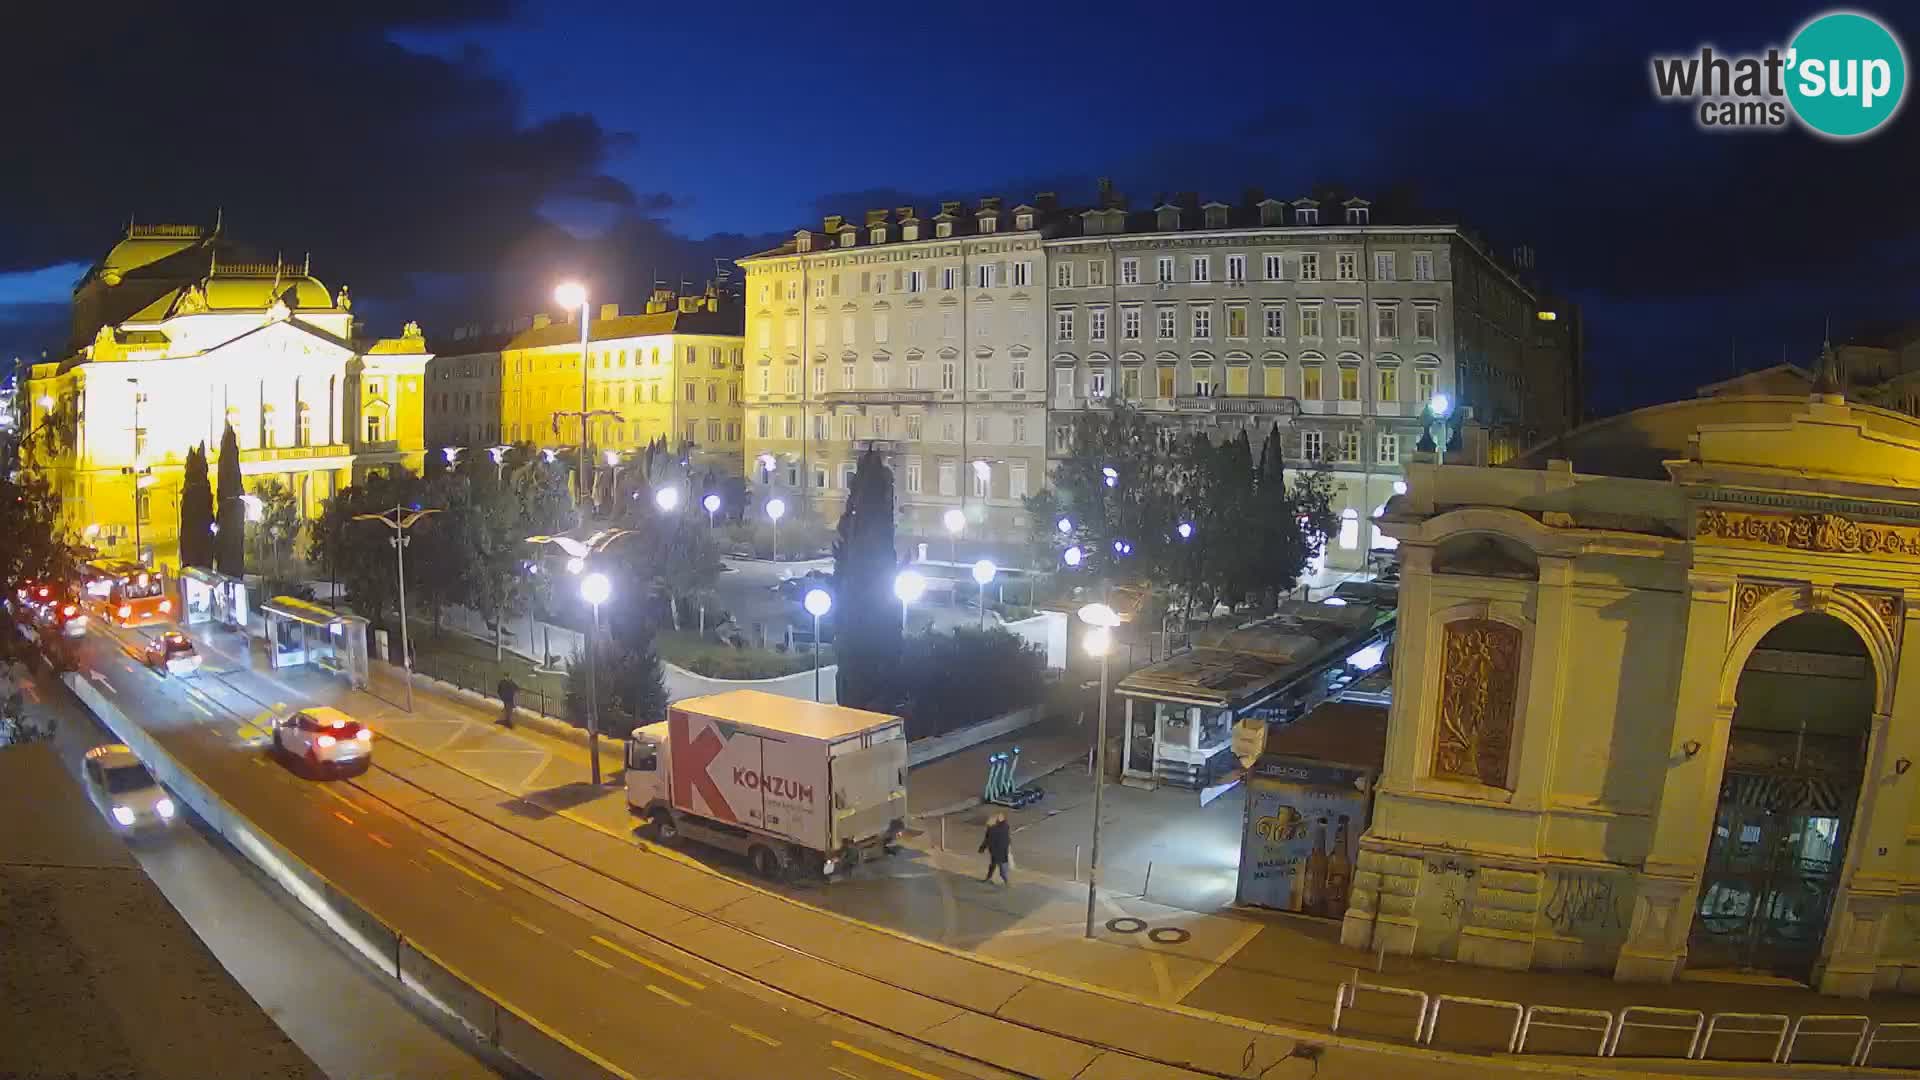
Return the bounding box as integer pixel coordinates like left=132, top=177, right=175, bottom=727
left=831, top=447, right=900, bottom=711
left=215, top=424, right=245, bottom=575
left=178, top=443, right=214, bottom=568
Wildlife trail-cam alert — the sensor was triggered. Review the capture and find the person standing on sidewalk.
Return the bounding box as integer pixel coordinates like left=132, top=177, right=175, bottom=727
left=979, top=812, right=1012, bottom=885
left=496, top=675, right=518, bottom=729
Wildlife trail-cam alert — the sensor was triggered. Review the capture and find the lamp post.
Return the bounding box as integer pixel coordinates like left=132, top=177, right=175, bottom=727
left=443, top=446, right=464, bottom=467
left=971, top=559, right=996, bottom=629
left=943, top=507, right=965, bottom=564
left=803, top=587, right=831, bottom=701
left=352, top=505, right=440, bottom=713
left=126, top=377, right=147, bottom=564
left=1077, top=601, right=1121, bottom=938
left=654, top=485, right=681, bottom=513
left=702, top=492, right=721, bottom=530
left=555, top=281, right=591, bottom=526
left=766, top=497, right=786, bottom=560
left=580, top=570, right=611, bottom=785
left=893, top=570, right=925, bottom=634
left=488, top=445, right=511, bottom=485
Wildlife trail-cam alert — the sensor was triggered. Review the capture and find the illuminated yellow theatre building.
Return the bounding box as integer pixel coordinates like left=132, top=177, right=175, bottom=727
left=25, top=221, right=429, bottom=565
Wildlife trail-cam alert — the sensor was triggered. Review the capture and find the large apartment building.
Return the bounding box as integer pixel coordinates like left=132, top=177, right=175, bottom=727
left=740, top=185, right=1582, bottom=569
left=427, top=285, right=746, bottom=473
left=738, top=200, right=1050, bottom=560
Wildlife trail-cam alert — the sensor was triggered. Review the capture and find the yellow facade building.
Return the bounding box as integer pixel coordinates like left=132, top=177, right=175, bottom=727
left=427, top=286, right=744, bottom=469
left=24, top=221, right=429, bottom=566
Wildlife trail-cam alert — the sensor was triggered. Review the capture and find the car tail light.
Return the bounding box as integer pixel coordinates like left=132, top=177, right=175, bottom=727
left=118, top=605, right=131, bottom=619
left=356, top=729, right=372, bottom=742
left=318, top=734, right=337, bottom=748
left=61, top=605, right=74, bottom=617
left=159, top=600, right=172, bottom=613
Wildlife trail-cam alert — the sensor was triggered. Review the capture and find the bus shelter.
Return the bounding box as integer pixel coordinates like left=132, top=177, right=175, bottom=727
left=178, top=567, right=249, bottom=632
left=260, top=596, right=369, bottom=689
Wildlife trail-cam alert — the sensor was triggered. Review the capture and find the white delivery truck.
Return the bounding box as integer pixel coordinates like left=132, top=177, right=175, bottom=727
left=626, top=689, right=908, bottom=880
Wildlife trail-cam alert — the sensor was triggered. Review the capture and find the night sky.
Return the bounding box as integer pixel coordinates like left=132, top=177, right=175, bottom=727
left=2, top=1, right=1913, bottom=416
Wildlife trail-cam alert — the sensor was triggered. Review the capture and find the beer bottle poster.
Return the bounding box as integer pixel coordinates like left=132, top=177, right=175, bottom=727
left=1236, top=765, right=1368, bottom=916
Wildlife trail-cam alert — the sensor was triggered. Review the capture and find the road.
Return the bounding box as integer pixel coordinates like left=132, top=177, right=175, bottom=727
left=58, top=619, right=997, bottom=1080
left=25, top=657, right=519, bottom=1080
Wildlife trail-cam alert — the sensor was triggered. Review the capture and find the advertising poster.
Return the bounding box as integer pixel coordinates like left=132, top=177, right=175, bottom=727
left=1237, top=759, right=1370, bottom=917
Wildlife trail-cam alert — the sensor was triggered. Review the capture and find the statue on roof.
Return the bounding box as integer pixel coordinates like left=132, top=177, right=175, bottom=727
left=175, top=283, right=208, bottom=316
left=335, top=285, right=351, bottom=311
left=402, top=320, right=423, bottom=340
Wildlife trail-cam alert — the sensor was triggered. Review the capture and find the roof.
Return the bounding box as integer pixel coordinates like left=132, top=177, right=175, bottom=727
left=82, top=743, right=141, bottom=769
left=501, top=307, right=743, bottom=352
left=1260, top=700, right=1389, bottom=772
left=1118, top=601, right=1389, bottom=708
left=261, top=595, right=358, bottom=626
left=1507, top=395, right=1852, bottom=479
left=675, top=689, right=901, bottom=741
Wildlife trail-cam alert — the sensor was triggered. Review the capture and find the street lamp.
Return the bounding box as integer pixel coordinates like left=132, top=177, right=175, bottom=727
left=1057, top=516, right=1073, bottom=536
left=1101, top=465, right=1118, bottom=489
left=702, top=492, right=721, bottom=529
left=487, top=444, right=510, bottom=485
left=555, top=281, right=591, bottom=527
left=443, top=446, right=464, bottom=465
left=893, top=570, right=925, bottom=633
left=1062, top=545, right=1083, bottom=568
left=1177, top=521, right=1194, bottom=540
left=943, top=507, right=965, bottom=563
left=654, top=485, right=681, bottom=513
left=1077, top=601, right=1121, bottom=939
left=766, top=497, right=786, bottom=559
left=351, top=505, right=440, bottom=713
left=580, top=570, right=612, bottom=784
left=803, top=587, right=832, bottom=702
left=971, top=559, right=996, bottom=629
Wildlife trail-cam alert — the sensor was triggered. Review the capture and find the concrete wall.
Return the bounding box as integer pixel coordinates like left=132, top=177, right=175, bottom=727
left=664, top=658, right=837, bottom=705
left=1005, top=609, right=1068, bottom=670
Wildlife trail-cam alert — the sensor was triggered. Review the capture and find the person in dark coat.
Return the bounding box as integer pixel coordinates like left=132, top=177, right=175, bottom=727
left=979, top=812, right=1012, bottom=884
left=496, top=675, right=519, bottom=728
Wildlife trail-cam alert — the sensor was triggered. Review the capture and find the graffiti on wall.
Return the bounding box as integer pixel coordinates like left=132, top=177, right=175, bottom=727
left=1410, top=854, right=1479, bottom=959
left=1541, top=868, right=1633, bottom=940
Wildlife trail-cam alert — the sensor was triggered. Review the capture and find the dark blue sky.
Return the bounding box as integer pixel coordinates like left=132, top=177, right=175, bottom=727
left=3, top=1, right=1915, bottom=416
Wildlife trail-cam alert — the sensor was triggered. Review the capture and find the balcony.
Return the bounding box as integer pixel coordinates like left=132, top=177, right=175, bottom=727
left=823, top=389, right=937, bottom=406
left=237, top=443, right=351, bottom=464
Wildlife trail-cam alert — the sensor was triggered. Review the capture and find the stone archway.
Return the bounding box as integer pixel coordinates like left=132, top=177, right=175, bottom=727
left=1691, top=611, right=1877, bottom=981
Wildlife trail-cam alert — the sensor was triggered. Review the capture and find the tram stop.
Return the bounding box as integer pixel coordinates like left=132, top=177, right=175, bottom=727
left=177, top=567, right=249, bottom=632
left=259, top=596, right=369, bottom=689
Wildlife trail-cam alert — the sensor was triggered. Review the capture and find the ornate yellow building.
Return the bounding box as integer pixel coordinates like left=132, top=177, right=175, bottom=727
left=24, top=221, right=429, bottom=566
left=1349, top=360, right=1920, bottom=997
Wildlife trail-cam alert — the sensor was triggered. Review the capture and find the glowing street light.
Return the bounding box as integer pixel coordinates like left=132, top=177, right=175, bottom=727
left=541, top=448, right=559, bottom=463
left=766, top=496, right=786, bottom=560
left=1076, top=599, right=1122, bottom=939
left=1429, top=392, right=1452, bottom=419
left=1062, top=545, right=1083, bottom=568
left=1101, top=465, right=1118, bottom=489
left=803, top=587, right=832, bottom=701
left=654, top=486, right=681, bottom=512
left=971, top=559, right=997, bottom=629
left=893, top=570, right=925, bottom=633
left=1177, top=521, right=1194, bottom=540
left=943, top=506, right=965, bottom=563
left=442, top=446, right=464, bottom=465
left=702, top=492, right=721, bottom=529
left=1056, top=516, right=1073, bottom=536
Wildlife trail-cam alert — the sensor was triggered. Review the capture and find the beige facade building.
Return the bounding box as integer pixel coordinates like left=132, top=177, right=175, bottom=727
left=739, top=200, right=1052, bottom=560
left=1346, top=366, right=1920, bottom=996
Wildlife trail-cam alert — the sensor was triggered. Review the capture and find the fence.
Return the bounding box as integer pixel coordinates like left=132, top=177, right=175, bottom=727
left=412, top=649, right=570, bottom=723
left=1332, top=978, right=1913, bottom=1068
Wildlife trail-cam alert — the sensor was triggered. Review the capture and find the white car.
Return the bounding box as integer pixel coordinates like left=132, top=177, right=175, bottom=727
left=82, top=744, right=176, bottom=830
left=142, top=630, right=201, bottom=676
left=273, top=706, right=372, bottom=772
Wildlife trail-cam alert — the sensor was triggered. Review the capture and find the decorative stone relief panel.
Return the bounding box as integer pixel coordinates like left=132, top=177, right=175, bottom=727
left=1733, top=580, right=1791, bottom=635
left=1839, top=587, right=1901, bottom=646
left=1432, top=619, right=1522, bottom=788
left=1698, top=508, right=1920, bottom=557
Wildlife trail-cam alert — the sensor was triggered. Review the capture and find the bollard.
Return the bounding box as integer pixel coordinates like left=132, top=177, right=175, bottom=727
left=1142, top=861, right=1154, bottom=899
left=1074, top=844, right=1082, bottom=883
left=941, top=816, right=947, bottom=852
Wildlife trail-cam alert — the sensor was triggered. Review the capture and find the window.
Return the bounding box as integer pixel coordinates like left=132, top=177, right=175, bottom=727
left=942, top=266, right=957, bottom=290
left=1122, top=307, right=1141, bottom=341
left=1227, top=306, right=1248, bottom=339
left=815, top=277, right=828, bottom=298
left=874, top=313, right=890, bottom=343
left=1122, top=366, right=1141, bottom=399
left=1013, top=261, right=1031, bottom=287
left=1377, top=433, right=1400, bottom=465
left=1379, top=367, right=1399, bottom=402
left=906, top=459, right=922, bottom=493
left=1088, top=260, right=1105, bottom=286
left=906, top=414, right=922, bottom=440
left=1120, top=258, right=1140, bottom=285
left=1415, top=305, right=1438, bottom=341
left=1337, top=252, right=1357, bottom=281
left=1156, top=256, right=1174, bottom=283
left=707, top=420, right=721, bottom=443
left=1348, top=206, right=1370, bottom=225
left=907, top=362, right=921, bottom=389
left=1337, top=306, right=1360, bottom=341
left=1054, top=425, right=1072, bottom=453
left=941, top=311, right=957, bottom=338
left=1338, top=428, right=1360, bottom=462
left=785, top=368, right=800, bottom=394
left=842, top=363, right=856, bottom=389
left=1157, top=307, right=1176, bottom=340
left=1055, top=309, right=1075, bottom=341
left=980, top=216, right=998, bottom=234
left=1010, top=360, right=1026, bottom=390
left=1055, top=262, right=1073, bottom=288
left=757, top=414, right=770, bottom=438
left=1303, top=364, right=1323, bottom=399
left=874, top=363, right=890, bottom=390
left=784, top=321, right=799, bottom=348
left=1157, top=365, right=1176, bottom=398
left=1090, top=308, right=1108, bottom=342
left=976, top=263, right=995, bottom=289
left=1011, top=415, right=1027, bottom=444
left=941, top=361, right=956, bottom=390
left=1190, top=256, right=1210, bottom=283
left=1299, top=253, right=1320, bottom=281
left=1055, top=367, right=1074, bottom=403
left=1338, top=508, right=1360, bottom=548
left=1262, top=364, right=1285, bottom=397
left=1374, top=252, right=1395, bottom=281
left=1090, top=368, right=1110, bottom=398
left=814, top=415, right=827, bottom=441
left=813, top=365, right=827, bottom=394
left=1297, top=206, right=1320, bottom=225
left=1191, top=307, right=1211, bottom=340
left=908, top=269, right=924, bottom=293
left=756, top=322, right=772, bottom=349
left=874, top=414, right=891, bottom=438
left=783, top=415, right=796, bottom=439
left=975, top=415, right=989, bottom=443
left=1413, top=251, right=1435, bottom=281
left=1010, top=462, right=1029, bottom=499
left=1300, top=305, right=1322, bottom=339
left=1226, top=254, right=1246, bottom=282
left=1302, top=429, right=1324, bottom=460
left=1376, top=305, right=1399, bottom=340
left=1416, top=369, right=1436, bottom=404
left=972, top=463, right=990, bottom=498
left=841, top=315, right=856, bottom=343
left=1263, top=305, right=1285, bottom=340
left=1263, top=253, right=1283, bottom=281
left=1339, top=366, right=1359, bottom=401
left=974, top=361, right=990, bottom=390
left=1193, top=368, right=1214, bottom=397
left=685, top=382, right=697, bottom=402
left=364, top=413, right=384, bottom=442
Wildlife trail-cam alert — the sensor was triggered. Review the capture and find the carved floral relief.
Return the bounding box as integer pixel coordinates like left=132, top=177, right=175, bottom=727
left=1698, top=508, right=1920, bottom=558
left=1432, top=619, right=1522, bottom=789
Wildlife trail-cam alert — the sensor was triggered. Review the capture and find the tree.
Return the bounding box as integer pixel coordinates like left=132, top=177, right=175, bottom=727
left=215, top=424, right=245, bottom=575
left=463, top=448, right=573, bottom=659
left=247, top=478, right=300, bottom=581
left=896, top=627, right=1046, bottom=741
left=831, top=447, right=901, bottom=711
left=565, top=625, right=668, bottom=734
left=178, top=443, right=214, bottom=569
left=307, top=469, right=425, bottom=625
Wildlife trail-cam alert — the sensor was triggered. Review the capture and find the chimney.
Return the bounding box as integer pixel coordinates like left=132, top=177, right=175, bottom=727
left=979, top=196, right=1002, bottom=212
left=531, top=313, right=552, bottom=330
left=599, top=302, right=620, bottom=321
left=679, top=295, right=698, bottom=313
left=894, top=205, right=915, bottom=221
left=940, top=200, right=963, bottom=216
left=1098, top=177, right=1117, bottom=208
left=1243, top=186, right=1266, bottom=206
left=864, top=208, right=889, bottom=227
left=1176, top=191, right=1200, bottom=211
left=1035, top=191, right=1058, bottom=211
left=823, top=214, right=843, bottom=233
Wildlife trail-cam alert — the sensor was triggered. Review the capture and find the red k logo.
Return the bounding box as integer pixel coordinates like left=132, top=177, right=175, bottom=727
left=674, top=723, right=736, bottom=822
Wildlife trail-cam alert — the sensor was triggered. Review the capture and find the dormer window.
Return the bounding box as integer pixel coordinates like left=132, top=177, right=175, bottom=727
left=1156, top=206, right=1180, bottom=231
left=1347, top=206, right=1370, bottom=225
left=871, top=226, right=887, bottom=244
left=979, top=216, right=998, bottom=234
left=1204, top=204, right=1229, bottom=229
left=902, top=223, right=919, bottom=241
left=1015, top=213, right=1034, bottom=230
left=796, top=232, right=813, bottom=253
left=1295, top=207, right=1319, bottom=225
left=1258, top=200, right=1285, bottom=226
left=936, top=221, right=953, bottom=238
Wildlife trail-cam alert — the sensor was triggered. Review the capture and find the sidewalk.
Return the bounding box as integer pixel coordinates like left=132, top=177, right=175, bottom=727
left=190, top=630, right=1920, bottom=1071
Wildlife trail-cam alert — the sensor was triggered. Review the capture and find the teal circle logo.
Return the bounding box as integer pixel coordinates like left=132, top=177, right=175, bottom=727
left=1787, top=11, right=1907, bottom=138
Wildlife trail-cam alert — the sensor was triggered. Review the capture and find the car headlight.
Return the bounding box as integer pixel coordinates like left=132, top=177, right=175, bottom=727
left=155, top=798, right=175, bottom=819
left=112, top=805, right=135, bottom=826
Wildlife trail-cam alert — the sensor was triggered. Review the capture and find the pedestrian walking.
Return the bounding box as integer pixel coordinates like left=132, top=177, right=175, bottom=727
left=496, top=675, right=519, bottom=728
left=979, top=812, right=1012, bottom=885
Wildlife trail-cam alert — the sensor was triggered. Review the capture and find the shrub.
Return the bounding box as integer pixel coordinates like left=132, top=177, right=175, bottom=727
left=897, top=626, right=1046, bottom=741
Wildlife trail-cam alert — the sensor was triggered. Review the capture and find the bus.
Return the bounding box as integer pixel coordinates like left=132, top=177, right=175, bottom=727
left=76, top=561, right=173, bottom=628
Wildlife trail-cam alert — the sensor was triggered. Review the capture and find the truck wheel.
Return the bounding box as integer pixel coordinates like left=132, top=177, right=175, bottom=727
left=749, top=845, right=783, bottom=881
left=651, top=809, right=679, bottom=844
